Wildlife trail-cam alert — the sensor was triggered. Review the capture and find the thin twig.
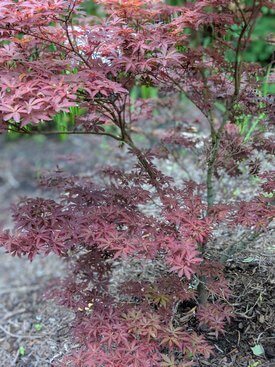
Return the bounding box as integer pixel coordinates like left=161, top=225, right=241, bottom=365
left=12, top=349, right=20, bottom=366
left=0, top=325, right=44, bottom=340
left=0, top=308, right=27, bottom=322
left=0, top=285, right=40, bottom=296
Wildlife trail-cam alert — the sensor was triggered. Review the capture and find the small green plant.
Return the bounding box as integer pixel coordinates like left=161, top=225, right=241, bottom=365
left=18, top=346, right=26, bottom=357
left=251, top=344, right=265, bottom=357
left=248, top=362, right=261, bottom=367
left=34, top=323, right=42, bottom=332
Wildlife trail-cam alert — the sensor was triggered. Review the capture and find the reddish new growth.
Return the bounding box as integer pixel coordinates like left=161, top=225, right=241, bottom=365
left=0, top=0, right=274, bottom=366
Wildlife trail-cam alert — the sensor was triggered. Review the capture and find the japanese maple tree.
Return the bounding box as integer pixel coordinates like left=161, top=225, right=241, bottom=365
left=0, top=0, right=274, bottom=366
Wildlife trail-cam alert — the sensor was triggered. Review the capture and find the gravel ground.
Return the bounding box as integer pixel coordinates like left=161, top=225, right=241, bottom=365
left=0, top=134, right=111, bottom=367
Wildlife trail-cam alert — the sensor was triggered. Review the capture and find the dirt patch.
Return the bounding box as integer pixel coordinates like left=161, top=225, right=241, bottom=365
left=0, top=253, right=74, bottom=367
left=199, top=258, right=275, bottom=367
left=0, top=135, right=110, bottom=367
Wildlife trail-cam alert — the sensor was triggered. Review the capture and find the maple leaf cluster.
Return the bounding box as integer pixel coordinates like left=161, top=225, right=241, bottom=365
left=1, top=162, right=273, bottom=365
left=1, top=0, right=273, bottom=132
left=0, top=0, right=274, bottom=366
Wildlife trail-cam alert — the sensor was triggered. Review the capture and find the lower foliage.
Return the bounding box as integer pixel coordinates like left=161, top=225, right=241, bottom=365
left=1, top=162, right=273, bottom=366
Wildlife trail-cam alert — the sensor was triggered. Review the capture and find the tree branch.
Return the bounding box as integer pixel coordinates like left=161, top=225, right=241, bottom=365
left=2, top=129, right=123, bottom=141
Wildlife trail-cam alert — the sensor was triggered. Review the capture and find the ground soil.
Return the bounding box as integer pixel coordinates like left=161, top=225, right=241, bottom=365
left=0, top=134, right=274, bottom=367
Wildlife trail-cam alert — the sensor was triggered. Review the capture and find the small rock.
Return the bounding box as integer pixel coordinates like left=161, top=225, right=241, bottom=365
left=265, top=344, right=275, bottom=359
left=22, top=320, right=31, bottom=332
left=1, top=341, right=12, bottom=351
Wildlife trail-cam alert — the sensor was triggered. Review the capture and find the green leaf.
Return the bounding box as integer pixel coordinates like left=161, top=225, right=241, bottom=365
left=18, top=346, right=26, bottom=356
left=251, top=344, right=265, bottom=356
left=242, top=257, right=256, bottom=263
left=34, top=323, right=42, bottom=331
left=248, top=362, right=261, bottom=367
